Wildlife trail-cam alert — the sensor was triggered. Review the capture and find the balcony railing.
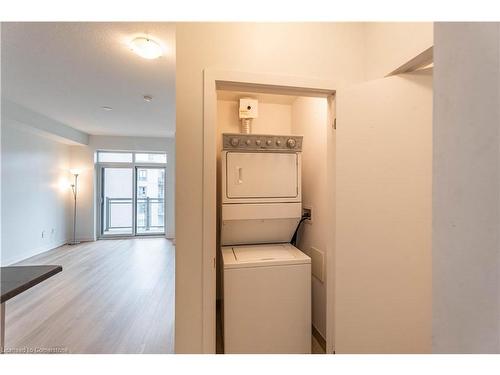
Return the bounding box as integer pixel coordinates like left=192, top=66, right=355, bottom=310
left=104, top=197, right=164, bottom=233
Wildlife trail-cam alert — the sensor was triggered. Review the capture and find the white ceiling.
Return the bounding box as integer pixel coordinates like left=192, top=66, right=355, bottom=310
left=1, top=22, right=175, bottom=137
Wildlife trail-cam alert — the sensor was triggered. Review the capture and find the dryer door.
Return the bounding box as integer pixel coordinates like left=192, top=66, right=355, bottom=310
left=225, top=152, right=299, bottom=199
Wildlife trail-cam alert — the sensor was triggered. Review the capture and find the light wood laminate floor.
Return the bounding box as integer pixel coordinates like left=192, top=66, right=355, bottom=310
left=4, top=238, right=174, bottom=354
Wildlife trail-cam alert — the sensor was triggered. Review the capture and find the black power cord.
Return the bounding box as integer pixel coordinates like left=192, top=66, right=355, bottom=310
left=290, top=212, right=311, bottom=246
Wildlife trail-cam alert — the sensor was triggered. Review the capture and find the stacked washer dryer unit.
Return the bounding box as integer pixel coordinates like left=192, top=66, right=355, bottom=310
left=221, top=132, right=311, bottom=354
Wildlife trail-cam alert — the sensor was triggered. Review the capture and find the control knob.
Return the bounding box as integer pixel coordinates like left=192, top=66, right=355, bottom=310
left=276, top=140, right=282, bottom=146
left=287, top=138, right=297, bottom=148
left=266, top=139, right=272, bottom=146
left=255, top=139, right=262, bottom=146
left=245, top=139, right=251, bottom=145
left=230, top=137, right=239, bottom=147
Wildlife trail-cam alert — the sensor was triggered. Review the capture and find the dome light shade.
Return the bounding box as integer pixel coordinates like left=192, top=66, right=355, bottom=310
left=129, top=37, right=163, bottom=59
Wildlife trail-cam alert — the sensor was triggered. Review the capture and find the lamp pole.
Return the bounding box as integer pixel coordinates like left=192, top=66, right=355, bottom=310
left=70, top=173, right=80, bottom=245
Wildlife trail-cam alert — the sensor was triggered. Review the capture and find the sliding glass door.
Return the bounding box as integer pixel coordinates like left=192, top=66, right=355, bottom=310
left=136, top=167, right=165, bottom=234
left=97, top=151, right=167, bottom=238
left=101, top=167, right=134, bottom=236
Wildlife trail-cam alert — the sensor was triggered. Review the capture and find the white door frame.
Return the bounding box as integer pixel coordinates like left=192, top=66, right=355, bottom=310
left=203, top=69, right=336, bottom=353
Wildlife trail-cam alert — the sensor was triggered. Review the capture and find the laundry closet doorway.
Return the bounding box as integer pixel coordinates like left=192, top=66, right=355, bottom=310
left=203, top=69, right=337, bottom=353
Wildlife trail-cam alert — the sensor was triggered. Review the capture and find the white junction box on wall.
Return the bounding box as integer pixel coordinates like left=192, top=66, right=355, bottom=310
left=239, top=98, right=258, bottom=119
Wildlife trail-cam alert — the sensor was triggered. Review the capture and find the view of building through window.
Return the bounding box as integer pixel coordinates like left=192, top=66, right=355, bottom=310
left=97, top=152, right=167, bottom=236
left=136, top=168, right=165, bottom=234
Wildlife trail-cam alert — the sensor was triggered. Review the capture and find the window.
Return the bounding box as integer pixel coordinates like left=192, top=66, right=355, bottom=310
left=138, top=170, right=147, bottom=181
left=135, top=153, right=167, bottom=164
left=97, top=151, right=167, bottom=238
left=138, top=186, right=147, bottom=198
left=96, top=151, right=167, bottom=164
left=97, top=152, right=133, bottom=163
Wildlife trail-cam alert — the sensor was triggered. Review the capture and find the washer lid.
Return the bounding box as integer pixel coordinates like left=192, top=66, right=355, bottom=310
left=234, top=244, right=297, bottom=262
left=222, top=243, right=311, bottom=269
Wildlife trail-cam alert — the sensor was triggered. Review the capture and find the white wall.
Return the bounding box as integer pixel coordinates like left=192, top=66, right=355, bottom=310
left=70, top=135, right=175, bottom=241
left=433, top=22, right=500, bottom=353
left=364, top=22, right=433, bottom=80
left=176, top=22, right=366, bottom=352
left=291, top=97, right=329, bottom=339
left=1, top=119, right=71, bottom=265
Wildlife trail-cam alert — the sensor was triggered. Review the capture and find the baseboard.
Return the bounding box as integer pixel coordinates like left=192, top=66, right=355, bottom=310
left=72, top=238, right=95, bottom=243
left=97, top=236, right=167, bottom=241
left=4, top=238, right=70, bottom=266
left=312, top=325, right=326, bottom=352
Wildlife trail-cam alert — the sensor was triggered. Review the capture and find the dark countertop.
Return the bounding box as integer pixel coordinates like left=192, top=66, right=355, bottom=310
left=1, top=265, right=62, bottom=304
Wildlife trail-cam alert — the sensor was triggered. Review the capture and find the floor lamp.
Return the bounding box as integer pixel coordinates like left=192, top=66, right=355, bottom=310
left=69, top=169, right=81, bottom=245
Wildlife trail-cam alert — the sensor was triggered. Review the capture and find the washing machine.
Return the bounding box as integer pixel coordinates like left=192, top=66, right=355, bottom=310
left=220, top=133, right=311, bottom=354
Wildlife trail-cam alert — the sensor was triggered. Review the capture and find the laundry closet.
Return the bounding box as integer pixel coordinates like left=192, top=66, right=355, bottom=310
left=210, top=66, right=432, bottom=355
left=215, top=87, right=331, bottom=353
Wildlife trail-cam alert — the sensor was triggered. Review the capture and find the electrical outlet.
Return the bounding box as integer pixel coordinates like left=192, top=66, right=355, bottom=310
left=41, top=230, right=45, bottom=239
left=302, top=206, right=312, bottom=224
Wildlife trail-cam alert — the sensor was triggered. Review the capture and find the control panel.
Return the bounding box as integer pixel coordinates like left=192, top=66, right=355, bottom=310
left=222, top=133, right=303, bottom=152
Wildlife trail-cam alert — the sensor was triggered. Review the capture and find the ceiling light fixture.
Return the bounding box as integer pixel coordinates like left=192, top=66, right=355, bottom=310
left=143, top=95, right=153, bottom=102
left=101, top=106, right=113, bottom=111
left=129, top=37, right=163, bottom=59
